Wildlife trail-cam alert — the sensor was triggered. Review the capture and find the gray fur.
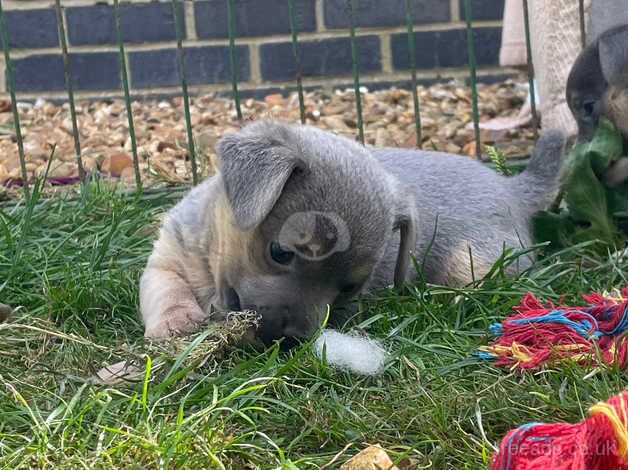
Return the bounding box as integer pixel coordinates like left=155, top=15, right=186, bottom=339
left=140, top=121, right=565, bottom=342
left=588, top=1, right=628, bottom=45
left=218, top=125, right=306, bottom=230
left=368, top=129, right=564, bottom=286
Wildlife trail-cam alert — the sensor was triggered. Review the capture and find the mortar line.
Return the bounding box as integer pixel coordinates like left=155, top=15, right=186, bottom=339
left=450, top=0, right=460, bottom=21
left=379, top=33, right=393, bottom=74
left=0, top=66, right=515, bottom=101
left=6, top=20, right=502, bottom=58
left=183, top=0, right=197, bottom=41
left=315, top=0, right=325, bottom=32
left=249, top=43, right=261, bottom=84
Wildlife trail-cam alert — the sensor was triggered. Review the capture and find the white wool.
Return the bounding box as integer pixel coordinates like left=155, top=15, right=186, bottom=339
left=313, top=329, right=387, bottom=375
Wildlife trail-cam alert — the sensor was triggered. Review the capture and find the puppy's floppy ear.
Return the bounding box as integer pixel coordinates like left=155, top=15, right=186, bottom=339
left=216, top=126, right=304, bottom=230
left=598, top=27, right=628, bottom=83
left=392, top=201, right=417, bottom=289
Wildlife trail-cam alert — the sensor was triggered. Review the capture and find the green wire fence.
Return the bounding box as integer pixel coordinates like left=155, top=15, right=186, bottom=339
left=113, top=0, right=141, bottom=187
left=0, top=0, right=29, bottom=199
left=0, top=0, right=588, bottom=199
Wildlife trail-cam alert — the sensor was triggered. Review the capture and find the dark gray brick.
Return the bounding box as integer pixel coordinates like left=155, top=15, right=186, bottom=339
left=260, top=36, right=381, bottom=81
left=11, top=52, right=121, bottom=92
left=129, top=46, right=250, bottom=88
left=459, top=0, right=505, bottom=21
left=324, top=0, right=450, bottom=29
left=5, top=9, right=58, bottom=49
left=66, top=2, right=184, bottom=45
left=194, top=0, right=315, bottom=39
left=391, top=27, right=501, bottom=70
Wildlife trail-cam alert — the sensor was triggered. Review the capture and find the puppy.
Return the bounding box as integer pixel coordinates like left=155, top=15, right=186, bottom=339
left=140, top=121, right=565, bottom=342
left=566, top=24, right=628, bottom=187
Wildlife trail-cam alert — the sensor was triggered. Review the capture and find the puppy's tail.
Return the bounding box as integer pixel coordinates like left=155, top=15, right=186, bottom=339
left=513, top=129, right=566, bottom=211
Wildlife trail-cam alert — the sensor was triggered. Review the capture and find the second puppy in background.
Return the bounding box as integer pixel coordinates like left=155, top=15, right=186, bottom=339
left=567, top=24, right=628, bottom=187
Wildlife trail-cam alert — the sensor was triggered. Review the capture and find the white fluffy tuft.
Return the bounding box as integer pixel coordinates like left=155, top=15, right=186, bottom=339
left=313, top=329, right=387, bottom=375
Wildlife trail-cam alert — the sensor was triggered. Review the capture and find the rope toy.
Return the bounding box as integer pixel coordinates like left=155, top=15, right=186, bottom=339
left=492, top=390, right=628, bottom=470
left=478, top=288, right=628, bottom=369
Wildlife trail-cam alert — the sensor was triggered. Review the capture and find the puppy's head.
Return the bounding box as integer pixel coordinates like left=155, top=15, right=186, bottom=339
left=567, top=25, right=628, bottom=141
left=211, top=121, right=415, bottom=346
left=566, top=43, right=608, bottom=142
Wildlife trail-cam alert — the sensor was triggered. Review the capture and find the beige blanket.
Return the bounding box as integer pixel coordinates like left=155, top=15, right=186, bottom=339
left=500, top=0, right=591, bottom=136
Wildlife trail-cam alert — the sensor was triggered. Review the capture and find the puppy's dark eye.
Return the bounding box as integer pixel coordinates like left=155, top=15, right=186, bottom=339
left=269, top=241, right=295, bottom=265
left=583, top=101, right=595, bottom=116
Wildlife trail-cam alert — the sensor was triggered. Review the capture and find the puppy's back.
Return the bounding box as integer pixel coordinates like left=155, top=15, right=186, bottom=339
left=372, top=147, right=516, bottom=221
left=372, top=130, right=564, bottom=221
left=369, top=131, right=564, bottom=284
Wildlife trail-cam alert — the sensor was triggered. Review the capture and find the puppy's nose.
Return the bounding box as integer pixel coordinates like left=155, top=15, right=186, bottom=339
left=256, top=307, right=304, bottom=348
left=257, top=313, right=286, bottom=345
left=224, top=287, right=241, bottom=311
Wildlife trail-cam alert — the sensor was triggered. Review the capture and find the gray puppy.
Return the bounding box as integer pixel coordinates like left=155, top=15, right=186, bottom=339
left=566, top=24, right=628, bottom=187
left=140, top=121, right=564, bottom=342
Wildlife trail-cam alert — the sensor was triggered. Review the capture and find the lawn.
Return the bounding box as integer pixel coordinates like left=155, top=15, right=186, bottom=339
left=0, top=181, right=626, bottom=469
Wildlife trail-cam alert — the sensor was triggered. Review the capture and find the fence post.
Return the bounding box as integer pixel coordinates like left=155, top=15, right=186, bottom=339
left=171, top=0, right=198, bottom=185
left=578, top=0, right=586, bottom=48
left=54, top=0, right=86, bottom=184
left=226, top=0, right=242, bottom=121
left=404, top=0, right=422, bottom=149
left=113, top=0, right=141, bottom=188
left=288, top=0, right=306, bottom=124
left=0, top=0, right=29, bottom=199
left=347, top=0, right=365, bottom=144
left=522, top=0, right=539, bottom=139
left=463, top=0, right=481, bottom=159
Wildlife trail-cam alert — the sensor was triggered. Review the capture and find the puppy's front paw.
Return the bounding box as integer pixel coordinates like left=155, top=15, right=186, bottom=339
left=144, top=307, right=207, bottom=339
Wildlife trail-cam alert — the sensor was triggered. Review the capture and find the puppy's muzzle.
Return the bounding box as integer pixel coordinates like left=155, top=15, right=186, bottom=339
left=221, top=278, right=337, bottom=348
left=256, top=305, right=305, bottom=349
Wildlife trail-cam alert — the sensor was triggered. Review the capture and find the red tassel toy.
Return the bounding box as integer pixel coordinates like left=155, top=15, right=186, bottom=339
left=483, top=288, right=628, bottom=468
left=478, top=288, right=628, bottom=369
left=491, top=390, right=628, bottom=470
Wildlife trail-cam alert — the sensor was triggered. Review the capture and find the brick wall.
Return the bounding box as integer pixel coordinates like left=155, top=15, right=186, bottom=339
left=2, top=0, right=505, bottom=100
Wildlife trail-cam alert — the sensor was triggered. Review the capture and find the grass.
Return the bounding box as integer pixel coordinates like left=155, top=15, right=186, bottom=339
left=0, top=180, right=626, bottom=469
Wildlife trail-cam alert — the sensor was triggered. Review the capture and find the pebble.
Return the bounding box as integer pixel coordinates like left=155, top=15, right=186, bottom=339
left=0, top=78, right=535, bottom=188
left=264, top=93, right=285, bottom=106
left=340, top=445, right=398, bottom=470
left=101, top=153, right=133, bottom=177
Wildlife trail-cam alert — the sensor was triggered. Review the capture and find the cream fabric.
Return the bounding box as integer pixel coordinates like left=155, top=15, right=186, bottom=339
left=499, top=0, right=527, bottom=67
left=529, top=0, right=590, bottom=136
left=499, top=0, right=592, bottom=136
